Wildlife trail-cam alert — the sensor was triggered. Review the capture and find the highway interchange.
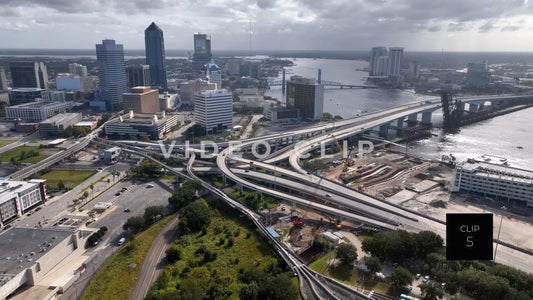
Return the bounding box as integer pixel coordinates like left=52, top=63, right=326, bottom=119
left=7, top=94, right=533, bottom=299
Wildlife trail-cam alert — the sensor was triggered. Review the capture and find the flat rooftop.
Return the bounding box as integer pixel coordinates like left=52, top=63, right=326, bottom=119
left=40, top=113, right=80, bottom=125
left=0, top=179, right=43, bottom=203
left=0, top=227, right=74, bottom=276
left=460, top=161, right=533, bottom=184
left=107, top=113, right=171, bottom=125
left=8, top=101, right=67, bottom=109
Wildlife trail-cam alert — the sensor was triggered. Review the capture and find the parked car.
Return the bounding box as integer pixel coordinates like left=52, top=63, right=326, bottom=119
left=117, top=237, right=126, bottom=246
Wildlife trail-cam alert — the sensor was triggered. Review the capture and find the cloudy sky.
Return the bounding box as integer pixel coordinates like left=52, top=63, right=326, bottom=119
left=1, top=0, right=533, bottom=52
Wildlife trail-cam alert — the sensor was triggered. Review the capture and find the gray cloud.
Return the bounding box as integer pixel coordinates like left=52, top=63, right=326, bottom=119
left=478, top=22, right=495, bottom=33
left=501, top=25, right=521, bottom=32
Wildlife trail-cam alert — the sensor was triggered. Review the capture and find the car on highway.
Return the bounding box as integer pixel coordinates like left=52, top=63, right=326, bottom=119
left=124, top=208, right=131, bottom=212
left=325, top=193, right=331, bottom=198
left=146, top=184, right=154, bottom=188
left=115, top=192, right=121, bottom=196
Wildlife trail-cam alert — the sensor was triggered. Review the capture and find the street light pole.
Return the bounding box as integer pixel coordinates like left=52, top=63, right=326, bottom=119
left=493, top=206, right=507, bottom=262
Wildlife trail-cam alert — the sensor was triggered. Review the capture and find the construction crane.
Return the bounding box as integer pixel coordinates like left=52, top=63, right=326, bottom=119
left=331, top=133, right=353, bottom=172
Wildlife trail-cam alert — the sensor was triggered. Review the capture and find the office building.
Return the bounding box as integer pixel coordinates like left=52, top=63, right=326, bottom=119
left=95, top=39, right=128, bottom=110
left=178, top=79, right=216, bottom=102
left=38, top=113, right=82, bottom=137
left=9, top=61, right=48, bottom=89
left=286, top=76, right=324, bottom=120
left=8, top=88, right=49, bottom=106
left=452, top=160, right=533, bottom=208
left=466, top=60, right=491, bottom=88
left=0, top=226, right=91, bottom=299
left=126, top=64, right=151, bottom=88
left=205, top=63, right=222, bottom=88
left=0, top=179, right=47, bottom=226
left=369, top=47, right=388, bottom=76
left=194, top=89, right=233, bottom=133
left=388, top=47, right=404, bottom=75
left=0, top=66, right=7, bottom=90
left=263, top=107, right=300, bottom=123
left=145, top=22, right=167, bottom=89
left=192, top=33, right=212, bottom=70
left=5, top=101, right=73, bottom=122
left=56, top=74, right=95, bottom=92
left=104, top=112, right=177, bottom=140
left=68, top=63, right=88, bottom=77
left=122, top=86, right=159, bottom=114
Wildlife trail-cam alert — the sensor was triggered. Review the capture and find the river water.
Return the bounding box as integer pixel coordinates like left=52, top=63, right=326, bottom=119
left=265, top=58, right=533, bottom=169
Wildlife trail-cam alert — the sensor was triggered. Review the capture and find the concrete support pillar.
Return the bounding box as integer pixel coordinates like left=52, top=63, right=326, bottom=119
left=408, top=113, right=418, bottom=122
left=379, top=123, right=390, bottom=138
left=421, top=111, right=432, bottom=124
left=239, top=184, right=243, bottom=196
left=396, top=117, right=404, bottom=130
left=274, top=139, right=279, bottom=151
left=223, top=175, right=226, bottom=185
left=468, top=103, right=478, bottom=112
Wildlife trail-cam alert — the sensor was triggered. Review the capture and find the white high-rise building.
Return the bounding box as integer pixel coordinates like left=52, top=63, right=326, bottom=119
left=388, top=47, right=404, bottom=75
left=194, top=89, right=233, bottom=133
left=68, top=63, right=88, bottom=77
left=369, top=47, right=388, bottom=76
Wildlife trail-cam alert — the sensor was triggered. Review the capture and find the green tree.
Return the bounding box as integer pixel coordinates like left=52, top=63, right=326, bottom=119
left=165, top=245, right=181, bottom=263
left=57, top=180, right=65, bottom=190
left=390, top=267, right=414, bottom=287
left=415, top=231, right=444, bottom=256
left=179, top=199, right=211, bottom=233
left=123, top=215, right=146, bottom=233
left=420, top=282, right=445, bottom=300
left=240, top=282, right=259, bottom=300
left=336, top=243, right=358, bottom=267
left=320, top=112, right=333, bottom=122
left=364, top=256, right=382, bottom=274
left=179, top=267, right=211, bottom=299
left=257, top=273, right=298, bottom=300
left=144, top=205, right=165, bottom=225
left=168, top=180, right=201, bottom=209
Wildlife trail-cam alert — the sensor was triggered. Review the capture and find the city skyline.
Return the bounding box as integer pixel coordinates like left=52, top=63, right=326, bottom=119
left=1, top=1, right=533, bottom=52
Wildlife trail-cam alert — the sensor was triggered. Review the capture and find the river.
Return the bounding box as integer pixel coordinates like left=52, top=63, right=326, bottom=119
left=265, top=58, right=533, bottom=169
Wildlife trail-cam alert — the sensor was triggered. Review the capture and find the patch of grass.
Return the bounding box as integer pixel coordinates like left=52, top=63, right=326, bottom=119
left=0, top=145, right=50, bottom=163
left=81, top=173, right=111, bottom=192
left=160, top=174, right=176, bottom=180
left=32, top=169, right=96, bottom=189
left=309, top=250, right=391, bottom=295
left=81, top=214, right=175, bottom=300
left=148, top=201, right=298, bottom=299
left=0, top=140, right=16, bottom=148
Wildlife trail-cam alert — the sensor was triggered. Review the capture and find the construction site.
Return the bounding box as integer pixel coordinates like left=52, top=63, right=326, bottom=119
left=267, top=146, right=456, bottom=258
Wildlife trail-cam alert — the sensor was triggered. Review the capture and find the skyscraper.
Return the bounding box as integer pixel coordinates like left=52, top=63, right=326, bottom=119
left=144, top=22, right=167, bottom=89
left=286, top=76, right=324, bottom=120
left=369, top=47, right=388, bottom=76
left=192, top=33, right=212, bottom=70
left=96, top=39, right=128, bottom=110
left=126, top=64, right=151, bottom=88
left=388, top=47, right=404, bottom=75
left=9, top=61, right=48, bottom=89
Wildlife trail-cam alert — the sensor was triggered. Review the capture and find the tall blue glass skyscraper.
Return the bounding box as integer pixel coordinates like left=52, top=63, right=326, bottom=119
left=145, top=22, right=167, bottom=89
left=96, top=39, right=127, bottom=110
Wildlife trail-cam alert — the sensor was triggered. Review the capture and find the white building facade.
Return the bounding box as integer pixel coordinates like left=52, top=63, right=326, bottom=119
left=0, top=179, right=47, bottom=227
left=452, top=161, right=533, bottom=208
left=194, top=89, right=233, bottom=133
